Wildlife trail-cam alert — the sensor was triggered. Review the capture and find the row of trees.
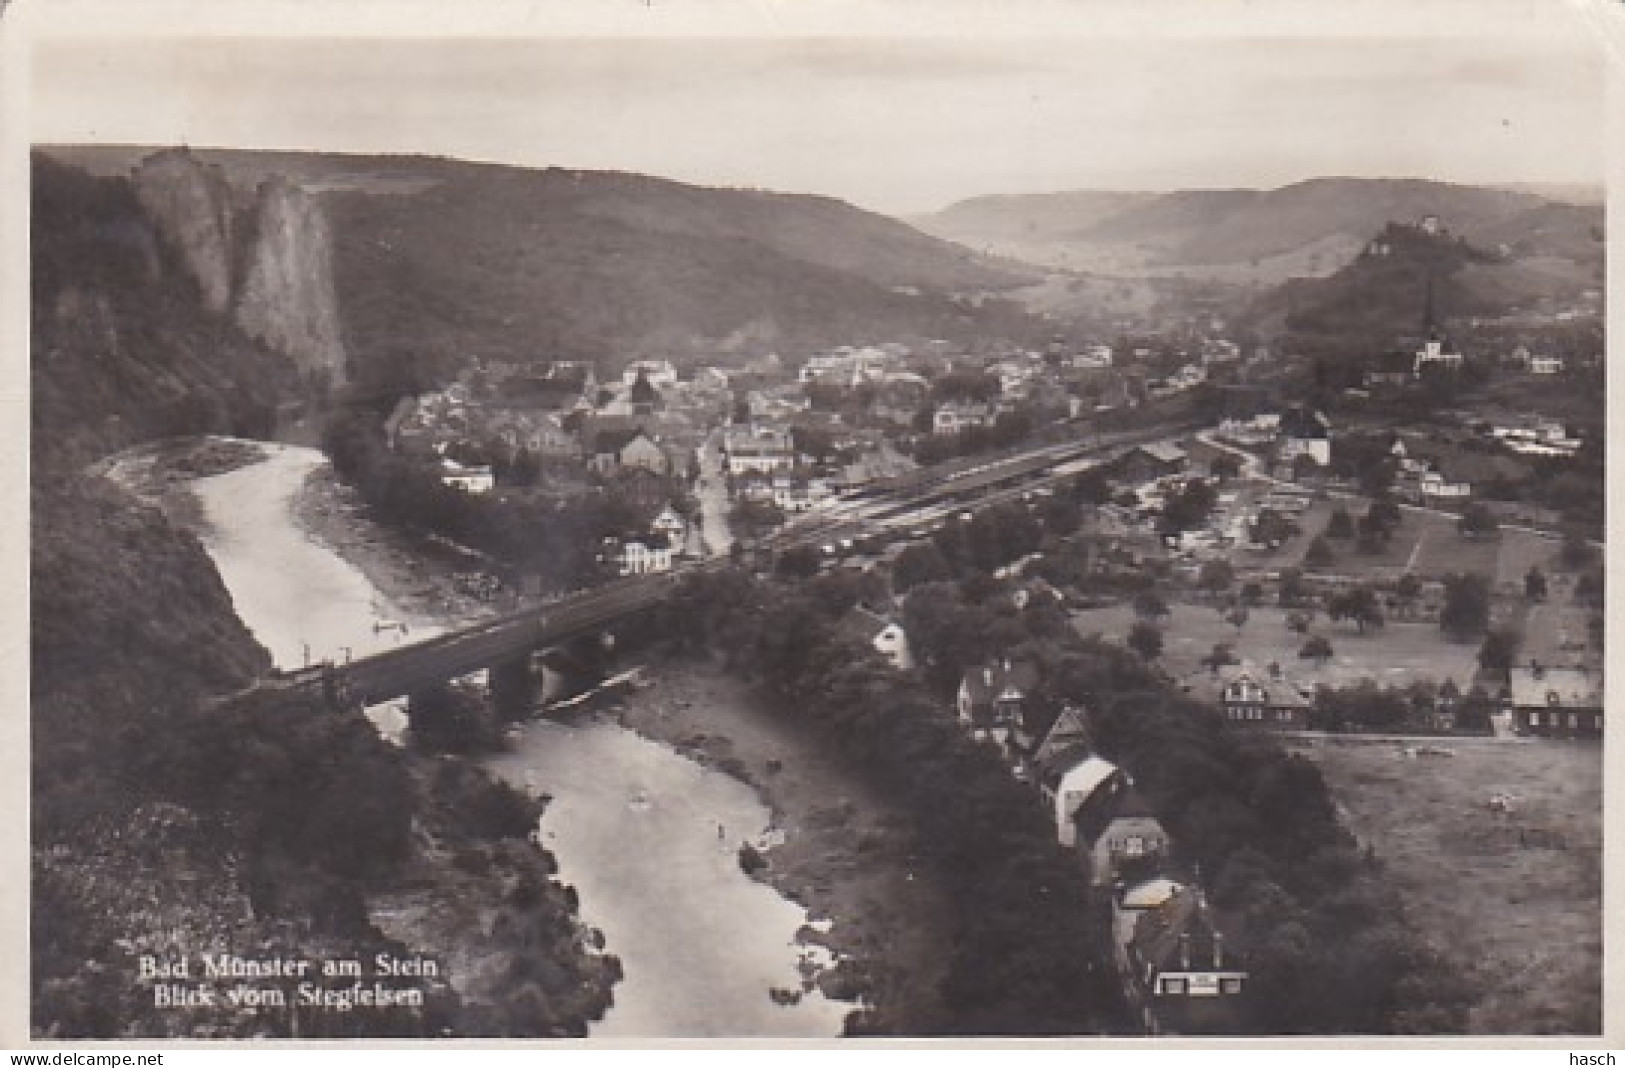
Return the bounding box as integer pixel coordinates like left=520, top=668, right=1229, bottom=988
left=654, top=570, right=1119, bottom=1034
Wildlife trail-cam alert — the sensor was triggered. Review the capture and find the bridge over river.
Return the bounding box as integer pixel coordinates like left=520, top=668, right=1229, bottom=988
left=237, top=420, right=1188, bottom=713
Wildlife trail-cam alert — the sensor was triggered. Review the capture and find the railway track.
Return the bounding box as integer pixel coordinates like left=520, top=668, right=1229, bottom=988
left=251, top=419, right=1196, bottom=709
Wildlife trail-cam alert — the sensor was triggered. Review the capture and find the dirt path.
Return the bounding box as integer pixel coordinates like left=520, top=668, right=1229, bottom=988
left=613, top=661, right=955, bottom=1034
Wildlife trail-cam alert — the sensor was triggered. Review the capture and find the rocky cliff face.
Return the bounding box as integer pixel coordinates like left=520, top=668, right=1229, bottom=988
left=235, top=176, right=348, bottom=385
left=130, top=147, right=239, bottom=314
left=128, top=149, right=347, bottom=387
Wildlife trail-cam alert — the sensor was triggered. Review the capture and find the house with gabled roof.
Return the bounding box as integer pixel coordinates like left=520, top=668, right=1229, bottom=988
left=956, top=659, right=1040, bottom=744
left=836, top=606, right=913, bottom=671
left=1074, top=781, right=1171, bottom=889
left=1509, top=662, right=1602, bottom=738
left=1123, top=886, right=1248, bottom=1035
left=1277, top=406, right=1331, bottom=468
left=1021, top=703, right=1092, bottom=769
left=1218, top=667, right=1312, bottom=730
left=1033, top=734, right=1124, bottom=838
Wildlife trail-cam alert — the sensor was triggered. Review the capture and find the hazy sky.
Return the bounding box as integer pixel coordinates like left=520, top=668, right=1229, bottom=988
left=22, top=0, right=1613, bottom=215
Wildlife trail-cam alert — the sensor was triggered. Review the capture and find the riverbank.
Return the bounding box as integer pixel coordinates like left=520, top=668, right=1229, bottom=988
left=291, top=463, right=498, bottom=629
left=612, top=661, right=955, bottom=1034
left=95, top=435, right=270, bottom=529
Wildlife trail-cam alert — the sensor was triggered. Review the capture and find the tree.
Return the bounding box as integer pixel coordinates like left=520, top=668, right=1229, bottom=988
left=1395, top=572, right=1422, bottom=602
left=1285, top=609, right=1315, bottom=634
left=1240, top=581, right=1265, bottom=607
left=1299, top=634, right=1334, bottom=666
left=1304, top=536, right=1334, bottom=570
left=1368, top=494, right=1403, bottom=535
left=1477, top=628, right=1521, bottom=675
left=1198, top=559, right=1235, bottom=595
left=1203, top=642, right=1239, bottom=675
left=1072, top=470, right=1113, bottom=506
left=1439, top=572, right=1492, bottom=639
left=1326, top=507, right=1355, bottom=540
left=1251, top=507, right=1296, bottom=548
left=1210, top=453, right=1242, bottom=481
left=1524, top=566, right=1548, bottom=603
left=1457, top=503, right=1497, bottom=541
left=1157, top=479, right=1217, bottom=540
left=1223, top=603, right=1250, bottom=632
left=1127, top=621, right=1163, bottom=662
left=1356, top=513, right=1392, bottom=555
left=1560, top=527, right=1596, bottom=571
left=1328, top=586, right=1384, bottom=633
left=1041, top=494, right=1083, bottom=538
left=775, top=543, right=822, bottom=579
left=1132, top=590, right=1170, bottom=622
left=1278, top=568, right=1308, bottom=607
left=893, top=542, right=952, bottom=592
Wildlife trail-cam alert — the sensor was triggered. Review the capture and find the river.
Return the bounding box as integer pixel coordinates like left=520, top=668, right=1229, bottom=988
left=186, top=441, right=849, bottom=1038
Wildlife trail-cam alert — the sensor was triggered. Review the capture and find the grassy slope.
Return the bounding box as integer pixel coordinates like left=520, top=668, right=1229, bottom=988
left=1297, top=738, right=1601, bottom=1034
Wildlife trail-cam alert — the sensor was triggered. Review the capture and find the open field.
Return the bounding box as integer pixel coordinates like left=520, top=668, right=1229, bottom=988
left=1071, top=602, right=1482, bottom=691
left=1290, top=735, right=1602, bottom=1034
left=1205, top=475, right=1562, bottom=590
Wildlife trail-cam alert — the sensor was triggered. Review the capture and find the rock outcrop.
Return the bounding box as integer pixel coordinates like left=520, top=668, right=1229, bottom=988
left=130, top=147, right=238, bottom=314
left=131, top=149, right=348, bottom=387
left=235, top=176, right=348, bottom=386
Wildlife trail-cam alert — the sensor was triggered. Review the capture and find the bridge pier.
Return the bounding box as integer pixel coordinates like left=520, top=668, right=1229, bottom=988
left=488, top=654, right=537, bottom=723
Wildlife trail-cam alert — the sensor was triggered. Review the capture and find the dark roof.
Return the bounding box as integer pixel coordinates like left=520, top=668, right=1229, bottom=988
left=1071, top=776, right=1149, bottom=848
left=1129, top=887, right=1240, bottom=977
left=960, top=660, right=1041, bottom=714
left=1031, top=706, right=1093, bottom=765
left=630, top=372, right=661, bottom=405
left=837, top=605, right=898, bottom=647
left=1508, top=666, right=1602, bottom=711
left=1279, top=406, right=1331, bottom=440
left=588, top=423, right=656, bottom=457
left=1133, top=442, right=1187, bottom=465
left=1035, top=741, right=1103, bottom=791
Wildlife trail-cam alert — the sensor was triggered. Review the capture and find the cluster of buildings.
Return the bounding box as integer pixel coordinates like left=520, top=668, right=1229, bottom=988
left=950, top=662, right=1249, bottom=1034
left=388, top=358, right=714, bottom=489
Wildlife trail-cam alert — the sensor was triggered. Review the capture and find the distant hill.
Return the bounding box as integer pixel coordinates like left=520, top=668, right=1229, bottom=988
left=44, top=146, right=1049, bottom=391
left=914, top=190, right=1158, bottom=243
left=914, top=177, right=1604, bottom=288
left=1232, top=216, right=1602, bottom=358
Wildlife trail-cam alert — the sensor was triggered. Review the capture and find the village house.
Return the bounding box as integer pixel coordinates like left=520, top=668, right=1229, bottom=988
left=723, top=425, right=796, bottom=476
left=610, top=533, right=675, bottom=576
left=1415, top=468, right=1472, bottom=501
left=588, top=427, right=673, bottom=477
left=955, top=659, right=1040, bottom=745
left=1122, top=886, right=1248, bottom=1035
left=628, top=371, right=664, bottom=417
left=1527, top=354, right=1565, bottom=375
left=438, top=456, right=494, bottom=495
left=1413, top=331, right=1465, bottom=377
left=933, top=399, right=993, bottom=436
left=1073, top=781, right=1171, bottom=889
left=836, top=606, right=914, bottom=671
left=621, top=359, right=679, bottom=389
left=650, top=504, right=687, bottom=547
left=1118, top=442, right=1187, bottom=483
left=1277, top=406, right=1332, bottom=468
left=1509, top=663, right=1602, bottom=738
left=1038, top=743, right=1126, bottom=849
left=1219, top=668, right=1312, bottom=729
